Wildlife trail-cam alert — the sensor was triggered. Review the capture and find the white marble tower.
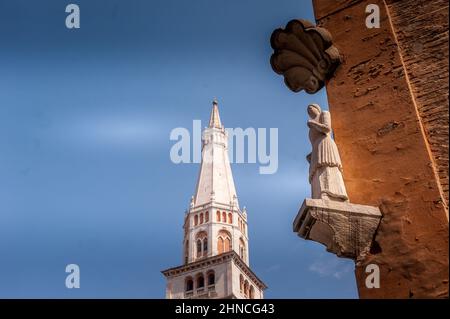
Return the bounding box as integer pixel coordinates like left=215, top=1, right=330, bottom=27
left=162, top=100, right=266, bottom=299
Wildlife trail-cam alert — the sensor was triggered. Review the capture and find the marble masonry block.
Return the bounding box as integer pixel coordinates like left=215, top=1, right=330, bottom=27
left=293, top=198, right=382, bottom=263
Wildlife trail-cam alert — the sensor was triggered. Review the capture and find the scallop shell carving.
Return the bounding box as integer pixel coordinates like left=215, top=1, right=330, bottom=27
left=270, top=19, right=342, bottom=94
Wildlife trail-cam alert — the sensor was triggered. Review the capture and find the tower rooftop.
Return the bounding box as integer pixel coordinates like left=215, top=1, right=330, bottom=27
left=193, top=100, right=238, bottom=208
left=208, top=98, right=222, bottom=129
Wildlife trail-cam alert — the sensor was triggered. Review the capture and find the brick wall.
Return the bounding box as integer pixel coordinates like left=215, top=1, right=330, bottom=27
left=386, top=0, right=449, bottom=207
left=312, top=0, right=448, bottom=298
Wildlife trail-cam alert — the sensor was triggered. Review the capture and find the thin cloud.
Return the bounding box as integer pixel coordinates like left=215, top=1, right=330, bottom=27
left=234, top=161, right=310, bottom=198
left=50, top=113, right=172, bottom=149
left=75, top=117, right=163, bottom=146
left=265, top=264, right=281, bottom=273
left=308, top=255, right=353, bottom=279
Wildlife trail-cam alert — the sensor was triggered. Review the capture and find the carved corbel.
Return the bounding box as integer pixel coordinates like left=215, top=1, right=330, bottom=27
left=270, top=19, right=342, bottom=94
left=293, top=199, right=382, bottom=263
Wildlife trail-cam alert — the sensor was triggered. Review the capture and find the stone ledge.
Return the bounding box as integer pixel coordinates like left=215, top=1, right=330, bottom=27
left=161, top=251, right=267, bottom=290
left=293, top=198, right=382, bottom=262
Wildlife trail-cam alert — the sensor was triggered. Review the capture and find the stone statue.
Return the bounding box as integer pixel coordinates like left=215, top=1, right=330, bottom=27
left=293, top=104, right=381, bottom=261
left=306, top=104, right=348, bottom=201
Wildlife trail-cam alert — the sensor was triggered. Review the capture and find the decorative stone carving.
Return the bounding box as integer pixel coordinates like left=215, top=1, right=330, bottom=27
left=293, top=199, right=382, bottom=262
left=293, top=104, right=382, bottom=262
left=307, top=104, right=348, bottom=201
left=270, top=19, right=342, bottom=94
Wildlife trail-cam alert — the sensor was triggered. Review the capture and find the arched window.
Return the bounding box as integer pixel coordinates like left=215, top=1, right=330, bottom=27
left=244, top=280, right=249, bottom=298
left=224, top=237, right=231, bottom=252
left=195, top=231, right=208, bottom=259
left=228, top=213, right=233, bottom=224
left=185, top=240, right=189, bottom=264
left=196, top=274, right=204, bottom=289
left=239, top=238, right=246, bottom=260
left=239, top=275, right=244, bottom=293
left=217, top=230, right=232, bottom=254
left=200, top=213, right=204, bottom=224
left=222, top=211, right=227, bottom=222
left=185, top=277, right=193, bottom=292
left=216, top=211, right=221, bottom=222
left=203, top=238, right=208, bottom=255
left=196, top=239, right=202, bottom=257
left=205, top=211, right=209, bottom=222
left=207, top=271, right=215, bottom=286
left=217, top=237, right=224, bottom=254
left=194, top=215, right=198, bottom=226
left=249, top=286, right=255, bottom=299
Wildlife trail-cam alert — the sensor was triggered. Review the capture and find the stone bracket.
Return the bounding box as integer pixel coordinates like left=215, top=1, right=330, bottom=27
left=270, top=19, right=342, bottom=94
left=293, top=198, right=382, bottom=262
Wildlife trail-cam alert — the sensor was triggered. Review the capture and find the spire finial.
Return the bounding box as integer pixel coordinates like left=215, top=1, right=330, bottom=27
left=209, top=98, right=222, bottom=128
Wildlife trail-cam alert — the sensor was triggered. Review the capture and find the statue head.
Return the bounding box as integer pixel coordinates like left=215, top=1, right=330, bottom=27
left=307, top=103, right=321, bottom=119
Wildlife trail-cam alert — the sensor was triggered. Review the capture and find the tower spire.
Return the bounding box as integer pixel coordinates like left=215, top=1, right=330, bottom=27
left=208, top=98, right=222, bottom=129
left=193, top=99, right=238, bottom=208
left=161, top=100, right=267, bottom=299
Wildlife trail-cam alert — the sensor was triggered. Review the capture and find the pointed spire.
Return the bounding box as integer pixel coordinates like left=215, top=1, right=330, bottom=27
left=193, top=100, right=239, bottom=208
left=208, top=98, right=222, bottom=129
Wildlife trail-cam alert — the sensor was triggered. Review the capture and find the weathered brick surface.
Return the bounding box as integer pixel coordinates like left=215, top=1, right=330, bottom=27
left=313, top=0, right=449, bottom=298
left=387, top=0, right=449, bottom=206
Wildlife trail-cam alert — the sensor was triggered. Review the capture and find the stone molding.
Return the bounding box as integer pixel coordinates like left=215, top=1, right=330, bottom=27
left=161, top=251, right=267, bottom=290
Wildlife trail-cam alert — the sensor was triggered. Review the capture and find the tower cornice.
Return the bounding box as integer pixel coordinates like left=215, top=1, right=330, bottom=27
left=188, top=201, right=241, bottom=214
left=161, top=251, right=267, bottom=290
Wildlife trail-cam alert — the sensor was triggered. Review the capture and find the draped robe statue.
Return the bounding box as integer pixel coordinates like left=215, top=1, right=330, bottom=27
left=306, top=104, right=348, bottom=201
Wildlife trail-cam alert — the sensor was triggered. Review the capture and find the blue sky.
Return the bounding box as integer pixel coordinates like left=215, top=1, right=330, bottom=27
left=0, top=0, right=357, bottom=298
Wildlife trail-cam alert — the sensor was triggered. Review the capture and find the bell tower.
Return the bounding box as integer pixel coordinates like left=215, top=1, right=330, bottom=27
left=162, top=100, right=266, bottom=299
